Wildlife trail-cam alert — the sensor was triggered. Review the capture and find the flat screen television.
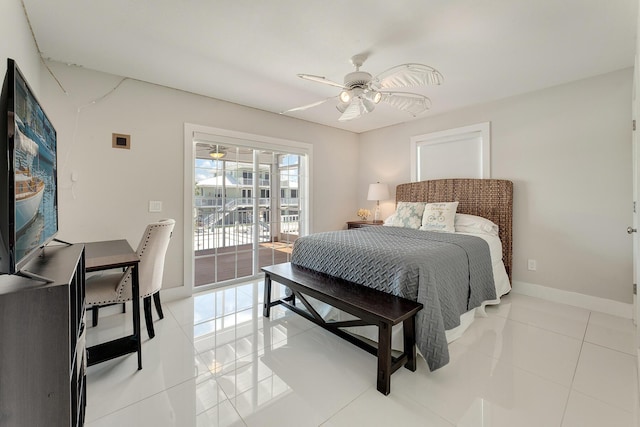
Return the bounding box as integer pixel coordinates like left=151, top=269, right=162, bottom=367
left=0, top=58, right=58, bottom=275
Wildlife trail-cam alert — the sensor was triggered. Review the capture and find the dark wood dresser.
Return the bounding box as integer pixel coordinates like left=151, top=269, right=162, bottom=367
left=347, top=220, right=384, bottom=229
left=0, top=244, right=86, bottom=426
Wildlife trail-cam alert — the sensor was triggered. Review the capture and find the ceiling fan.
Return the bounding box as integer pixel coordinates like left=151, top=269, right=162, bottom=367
left=282, top=54, right=443, bottom=122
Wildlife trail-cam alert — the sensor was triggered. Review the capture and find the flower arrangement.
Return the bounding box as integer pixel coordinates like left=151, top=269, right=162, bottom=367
left=357, top=208, right=371, bottom=221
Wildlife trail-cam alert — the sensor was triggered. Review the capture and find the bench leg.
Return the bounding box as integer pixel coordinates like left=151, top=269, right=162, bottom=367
left=263, top=273, right=272, bottom=317
left=403, top=315, right=417, bottom=371
left=377, top=322, right=392, bottom=395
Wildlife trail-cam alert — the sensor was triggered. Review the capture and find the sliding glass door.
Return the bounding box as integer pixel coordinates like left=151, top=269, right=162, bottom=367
left=191, top=138, right=308, bottom=289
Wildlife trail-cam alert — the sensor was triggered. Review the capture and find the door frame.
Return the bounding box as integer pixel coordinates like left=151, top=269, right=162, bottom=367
left=633, top=50, right=640, bottom=389
left=183, top=123, right=312, bottom=296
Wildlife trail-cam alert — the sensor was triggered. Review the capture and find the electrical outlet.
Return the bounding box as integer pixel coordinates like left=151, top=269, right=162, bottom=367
left=527, top=259, right=537, bottom=271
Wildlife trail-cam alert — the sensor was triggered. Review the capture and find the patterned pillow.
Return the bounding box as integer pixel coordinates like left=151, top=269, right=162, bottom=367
left=390, top=202, right=426, bottom=229
left=420, top=202, right=459, bottom=232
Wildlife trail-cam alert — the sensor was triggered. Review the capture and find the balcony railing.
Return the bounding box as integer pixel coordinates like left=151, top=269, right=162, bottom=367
left=237, top=178, right=271, bottom=186
left=196, top=197, right=298, bottom=208
left=194, top=212, right=300, bottom=251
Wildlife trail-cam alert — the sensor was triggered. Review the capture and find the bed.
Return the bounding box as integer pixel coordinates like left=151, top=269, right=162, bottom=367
left=289, top=178, right=513, bottom=371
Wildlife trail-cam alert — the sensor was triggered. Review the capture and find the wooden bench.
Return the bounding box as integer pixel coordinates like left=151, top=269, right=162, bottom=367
left=261, top=262, right=423, bottom=395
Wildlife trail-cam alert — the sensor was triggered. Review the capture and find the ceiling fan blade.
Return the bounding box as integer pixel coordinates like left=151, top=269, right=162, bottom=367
left=297, top=74, right=346, bottom=89
left=338, top=97, right=373, bottom=121
left=372, top=64, right=443, bottom=90
left=380, top=92, right=432, bottom=116
left=281, top=96, right=336, bottom=114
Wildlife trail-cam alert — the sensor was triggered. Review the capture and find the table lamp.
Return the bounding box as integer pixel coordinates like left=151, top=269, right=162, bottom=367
left=367, top=182, right=390, bottom=221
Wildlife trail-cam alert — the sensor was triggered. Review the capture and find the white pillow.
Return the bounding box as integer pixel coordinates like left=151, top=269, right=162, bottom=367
left=420, top=202, right=459, bottom=233
left=383, top=213, right=396, bottom=226
left=455, top=213, right=499, bottom=236
left=390, top=202, right=426, bottom=229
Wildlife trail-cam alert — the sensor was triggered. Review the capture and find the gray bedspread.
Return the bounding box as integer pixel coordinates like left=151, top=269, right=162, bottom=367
left=290, top=226, right=496, bottom=371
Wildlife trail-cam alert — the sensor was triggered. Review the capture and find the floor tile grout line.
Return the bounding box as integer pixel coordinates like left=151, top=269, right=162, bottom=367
left=488, top=299, right=638, bottom=355
left=452, top=337, right=576, bottom=392
left=583, top=339, right=640, bottom=357
left=165, top=298, right=253, bottom=424
left=485, top=308, right=590, bottom=341
left=200, top=319, right=320, bottom=390
left=85, top=313, right=198, bottom=422
left=499, top=315, right=586, bottom=342
left=86, top=373, right=203, bottom=424
left=559, top=311, right=590, bottom=427
left=469, top=314, right=586, bottom=384
left=209, top=324, right=325, bottom=424
left=191, top=308, right=316, bottom=363
left=318, top=385, right=372, bottom=426
left=563, top=312, right=638, bottom=418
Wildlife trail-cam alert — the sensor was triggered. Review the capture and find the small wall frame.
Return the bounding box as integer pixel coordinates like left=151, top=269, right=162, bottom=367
left=112, top=133, right=131, bottom=150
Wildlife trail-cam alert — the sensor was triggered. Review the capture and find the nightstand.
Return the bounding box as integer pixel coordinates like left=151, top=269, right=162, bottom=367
left=347, top=220, right=383, bottom=229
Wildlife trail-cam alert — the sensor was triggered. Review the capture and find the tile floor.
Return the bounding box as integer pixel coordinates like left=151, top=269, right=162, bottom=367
left=85, top=280, right=640, bottom=427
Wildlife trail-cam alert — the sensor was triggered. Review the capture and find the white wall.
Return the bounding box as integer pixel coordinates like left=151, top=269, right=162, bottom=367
left=358, top=69, right=633, bottom=304
left=39, top=62, right=359, bottom=290
left=1, top=0, right=633, bottom=305
left=1, top=0, right=41, bottom=91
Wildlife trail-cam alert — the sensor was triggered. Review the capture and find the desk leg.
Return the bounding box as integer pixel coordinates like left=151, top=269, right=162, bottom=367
left=263, top=273, right=272, bottom=318
left=132, top=265, right=142, bottom=370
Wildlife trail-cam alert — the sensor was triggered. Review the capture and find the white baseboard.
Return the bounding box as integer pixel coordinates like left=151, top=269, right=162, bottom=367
left=511, top=280, right=633, bottom=319
left=160, top=285, right=191, bottom=303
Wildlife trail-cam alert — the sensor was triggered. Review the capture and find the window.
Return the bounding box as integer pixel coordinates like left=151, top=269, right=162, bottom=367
left=410, top=122, right=491, bottom=181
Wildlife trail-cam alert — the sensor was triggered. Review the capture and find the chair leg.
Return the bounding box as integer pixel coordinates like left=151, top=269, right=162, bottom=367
left=92, top=306, right=99, bottom=327
left=153, top=291, right=164, bottom=319
left=122, top=303, right=126, bottom=313
left=143, top=296, right=155, bottom=339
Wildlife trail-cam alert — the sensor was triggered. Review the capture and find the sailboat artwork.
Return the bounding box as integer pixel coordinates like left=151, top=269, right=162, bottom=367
left=0, top=58, right=59, bottom=274
left=12, top=71, right=57, bottom=260
left=14, top=128, right=45, bottom=232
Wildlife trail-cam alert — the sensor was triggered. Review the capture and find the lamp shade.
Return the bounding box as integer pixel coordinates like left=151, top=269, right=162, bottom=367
left=367, top=183, right=390, bottom=201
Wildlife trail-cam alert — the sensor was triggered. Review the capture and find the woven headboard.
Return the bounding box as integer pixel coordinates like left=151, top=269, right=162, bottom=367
left=396, top=179, right=513, bottom=282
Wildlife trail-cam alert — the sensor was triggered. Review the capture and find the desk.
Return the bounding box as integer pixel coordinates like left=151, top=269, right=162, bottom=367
left=85, top=239, right=142, bottom=370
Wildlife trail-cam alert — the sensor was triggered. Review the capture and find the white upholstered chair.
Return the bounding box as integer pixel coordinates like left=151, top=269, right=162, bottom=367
left=86, top=218, right=175, bottom=339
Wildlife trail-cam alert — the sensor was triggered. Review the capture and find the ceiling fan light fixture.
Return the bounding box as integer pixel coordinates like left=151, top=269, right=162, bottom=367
left=287, top=56, right=443, bottom=122
left=209, top=146, right=226, bottom=159
left=362, top=98, right=375, bottom=113
left=365, top=91, right=382, bottom=104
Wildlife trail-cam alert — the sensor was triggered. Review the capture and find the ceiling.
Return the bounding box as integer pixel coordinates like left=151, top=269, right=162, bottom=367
left=22, top=0, right=638, bottom=134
